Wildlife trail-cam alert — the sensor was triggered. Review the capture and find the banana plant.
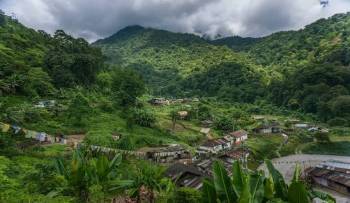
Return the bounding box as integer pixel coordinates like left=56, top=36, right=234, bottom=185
left=201, top=160, right=334, bottom=203
left=55, top=149, right=133, bottom=202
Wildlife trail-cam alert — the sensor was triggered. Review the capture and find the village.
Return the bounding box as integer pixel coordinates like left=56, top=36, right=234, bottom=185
left=2, top=97, right=348, bottom=200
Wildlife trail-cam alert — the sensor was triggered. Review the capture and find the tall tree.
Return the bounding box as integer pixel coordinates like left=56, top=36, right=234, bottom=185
left=111, top=69, right=145, bottom=108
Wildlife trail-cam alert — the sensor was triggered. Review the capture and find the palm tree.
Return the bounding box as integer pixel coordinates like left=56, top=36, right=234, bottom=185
left=55, top=149, right=133, bottom=202
left=202, top=160, right=335, bottom=203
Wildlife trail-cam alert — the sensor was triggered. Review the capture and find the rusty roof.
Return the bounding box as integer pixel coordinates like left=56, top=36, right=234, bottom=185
left=308, top=167, right=350, bottom=187
left=201, top=138, right=229, bottom=147
left=228, top=130, right=248, bottom=138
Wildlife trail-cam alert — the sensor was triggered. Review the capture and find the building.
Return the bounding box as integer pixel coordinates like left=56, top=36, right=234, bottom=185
left=148, top=98, right=170, bottom=106
left=253, top=122, right=281, bottom=134
left=197, top=138, right=231, bottom=155
left=201, top=120, right=214, bottom=128
left=195, top=148, right=249, bottom=176
left=55, top=134, right=67, bottom=144
left=305, top=160, right=350, bottom=196
left=165, top=163, right=204, bottom=189
left=225, top=130, right=248, bottom=144
left=252, top=115, right=265, bottom=120
left=66, top=134, right=86, bottom=148
left=200, top=128, right=211, bottom=135
left=219, top=149, right=249, bottom=165
left=294, top=123, right=309, bottom=129
left=34, top=100, right=56, bottom=108
left=166, top=149, right=249, bottom=189
left=111, top=132, right=122, bottom=141
left=177, top=111, right=189, bottom=119
left=139, top=144, right=191, bottom=164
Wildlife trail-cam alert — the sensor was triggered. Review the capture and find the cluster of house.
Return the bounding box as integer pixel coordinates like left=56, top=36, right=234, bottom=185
left=197, top=130, right=248, bottom=156
left=160, top=130, right=250, bottom=189
left=253, top=122, right=281, bottom=134
left=148, top=97, right=199, bottom=106
left=138, top=144, right=192, bottom=164
left=165, top=148, right=249, bottom=189
left=305, top=160, right=350, bottom=196
left=251, top=117, right=328, bottom=135
left=0, top=122, right=85, bottom=147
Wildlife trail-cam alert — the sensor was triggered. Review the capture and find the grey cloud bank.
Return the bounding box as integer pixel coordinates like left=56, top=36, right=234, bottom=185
left=1, top=0, right=350, bottom=42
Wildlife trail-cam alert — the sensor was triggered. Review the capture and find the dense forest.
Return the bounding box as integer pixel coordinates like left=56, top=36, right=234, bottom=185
left=94, top=13, right=350, bottom=126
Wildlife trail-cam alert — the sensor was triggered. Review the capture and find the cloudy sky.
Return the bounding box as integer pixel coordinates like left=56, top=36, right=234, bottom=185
left=1, top=0, right=350, bottom=42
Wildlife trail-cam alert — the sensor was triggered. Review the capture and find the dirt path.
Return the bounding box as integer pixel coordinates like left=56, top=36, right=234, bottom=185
left=258, top=154, right=350, bottom=202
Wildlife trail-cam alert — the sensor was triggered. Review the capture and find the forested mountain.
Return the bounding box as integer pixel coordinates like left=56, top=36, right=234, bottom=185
left=1, top=10, right=350, bottom=124
left=93, top=26, right=268, bottom=101
left=216, top=13, right=350, bottom=69
left=213, top=13, right=350, bottom=125
left=0, top=13, right=103, bottom=97
left=94, top=13, right=350, bottom=125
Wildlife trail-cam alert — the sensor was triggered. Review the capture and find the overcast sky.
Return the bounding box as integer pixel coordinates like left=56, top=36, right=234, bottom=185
left=1, top=0, right=350, bottom=42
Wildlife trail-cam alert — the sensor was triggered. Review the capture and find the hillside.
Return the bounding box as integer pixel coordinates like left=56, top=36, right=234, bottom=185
left=0, top=14, right=103, bottom=97
left=213, top=13, right=350, bottom=125
left=93, top=26, right=268, bottom=100
left=211, top=36, right=261, bottom=52
left=0, top=15, right=52, bottom=96
left=94, top=25, right=246, bottom=76
left=216, top=13, right=350, bottom=69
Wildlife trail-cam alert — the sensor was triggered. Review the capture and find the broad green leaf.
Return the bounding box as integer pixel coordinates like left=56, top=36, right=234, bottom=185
left=264, top=176, right=274, bottom=200
left=232, top=161, right=245, bottom=196
left=287, top=182, right=309, bottom=203
left=249, top=173, right=265, bottom=203
left=202, top=178, right=218, bottom=203
left=238, top=176, right=251, bottom=203
left=292, top=164, right=301, bottom=183
left=213, top=161, right=238, bottom=202
left=265, top=160, right=288, bottom=200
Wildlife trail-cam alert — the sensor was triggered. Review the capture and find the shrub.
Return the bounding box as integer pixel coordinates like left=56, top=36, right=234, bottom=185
left=214, top=116, right=233, bottom=132
left=314, top=132, right=331, bottom=143
left=174, top=187, right=201, bottom=203
left=327, top=117, right=348, bottom=126
left=133, top=108, right=156, bottom=127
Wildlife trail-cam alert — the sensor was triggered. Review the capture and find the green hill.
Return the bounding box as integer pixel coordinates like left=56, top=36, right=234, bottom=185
left=93, top=26, right=268, bottom=100
left=216, top=13, right=350, bottom=69
left=215, top=13, right=350, bottom=125
left=95, top=13, right=350, bottom=125
left=0, top=14, right=103, bottom=97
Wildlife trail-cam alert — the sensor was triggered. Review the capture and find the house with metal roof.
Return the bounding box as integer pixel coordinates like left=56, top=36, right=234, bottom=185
left=305, top=160, right=350, bottom=196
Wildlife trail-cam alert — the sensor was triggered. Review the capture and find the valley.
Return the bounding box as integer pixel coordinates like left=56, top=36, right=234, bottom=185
left=0, top=10, right=349, bottom=202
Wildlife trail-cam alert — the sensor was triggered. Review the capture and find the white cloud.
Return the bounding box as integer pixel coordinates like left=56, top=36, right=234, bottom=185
left=1, top=0, right=350, bottom=42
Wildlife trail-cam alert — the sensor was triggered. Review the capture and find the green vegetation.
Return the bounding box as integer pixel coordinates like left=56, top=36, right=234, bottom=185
left=215, top=13, right=350, bottom=125
left=202, top=160, right=334, bottom=203
left=0, top=10, right=349, bottom=202
left=93, top=25, right=268, bottom=99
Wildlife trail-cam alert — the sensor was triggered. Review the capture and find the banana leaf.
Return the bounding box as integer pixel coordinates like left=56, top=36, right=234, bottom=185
left=202, top=178, right=218, bottom=203
left=213, top=161, right=238, bottom=202
left=265, top=160, right=288, bottom=200
left=287, top=182, right=309, bottom=203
